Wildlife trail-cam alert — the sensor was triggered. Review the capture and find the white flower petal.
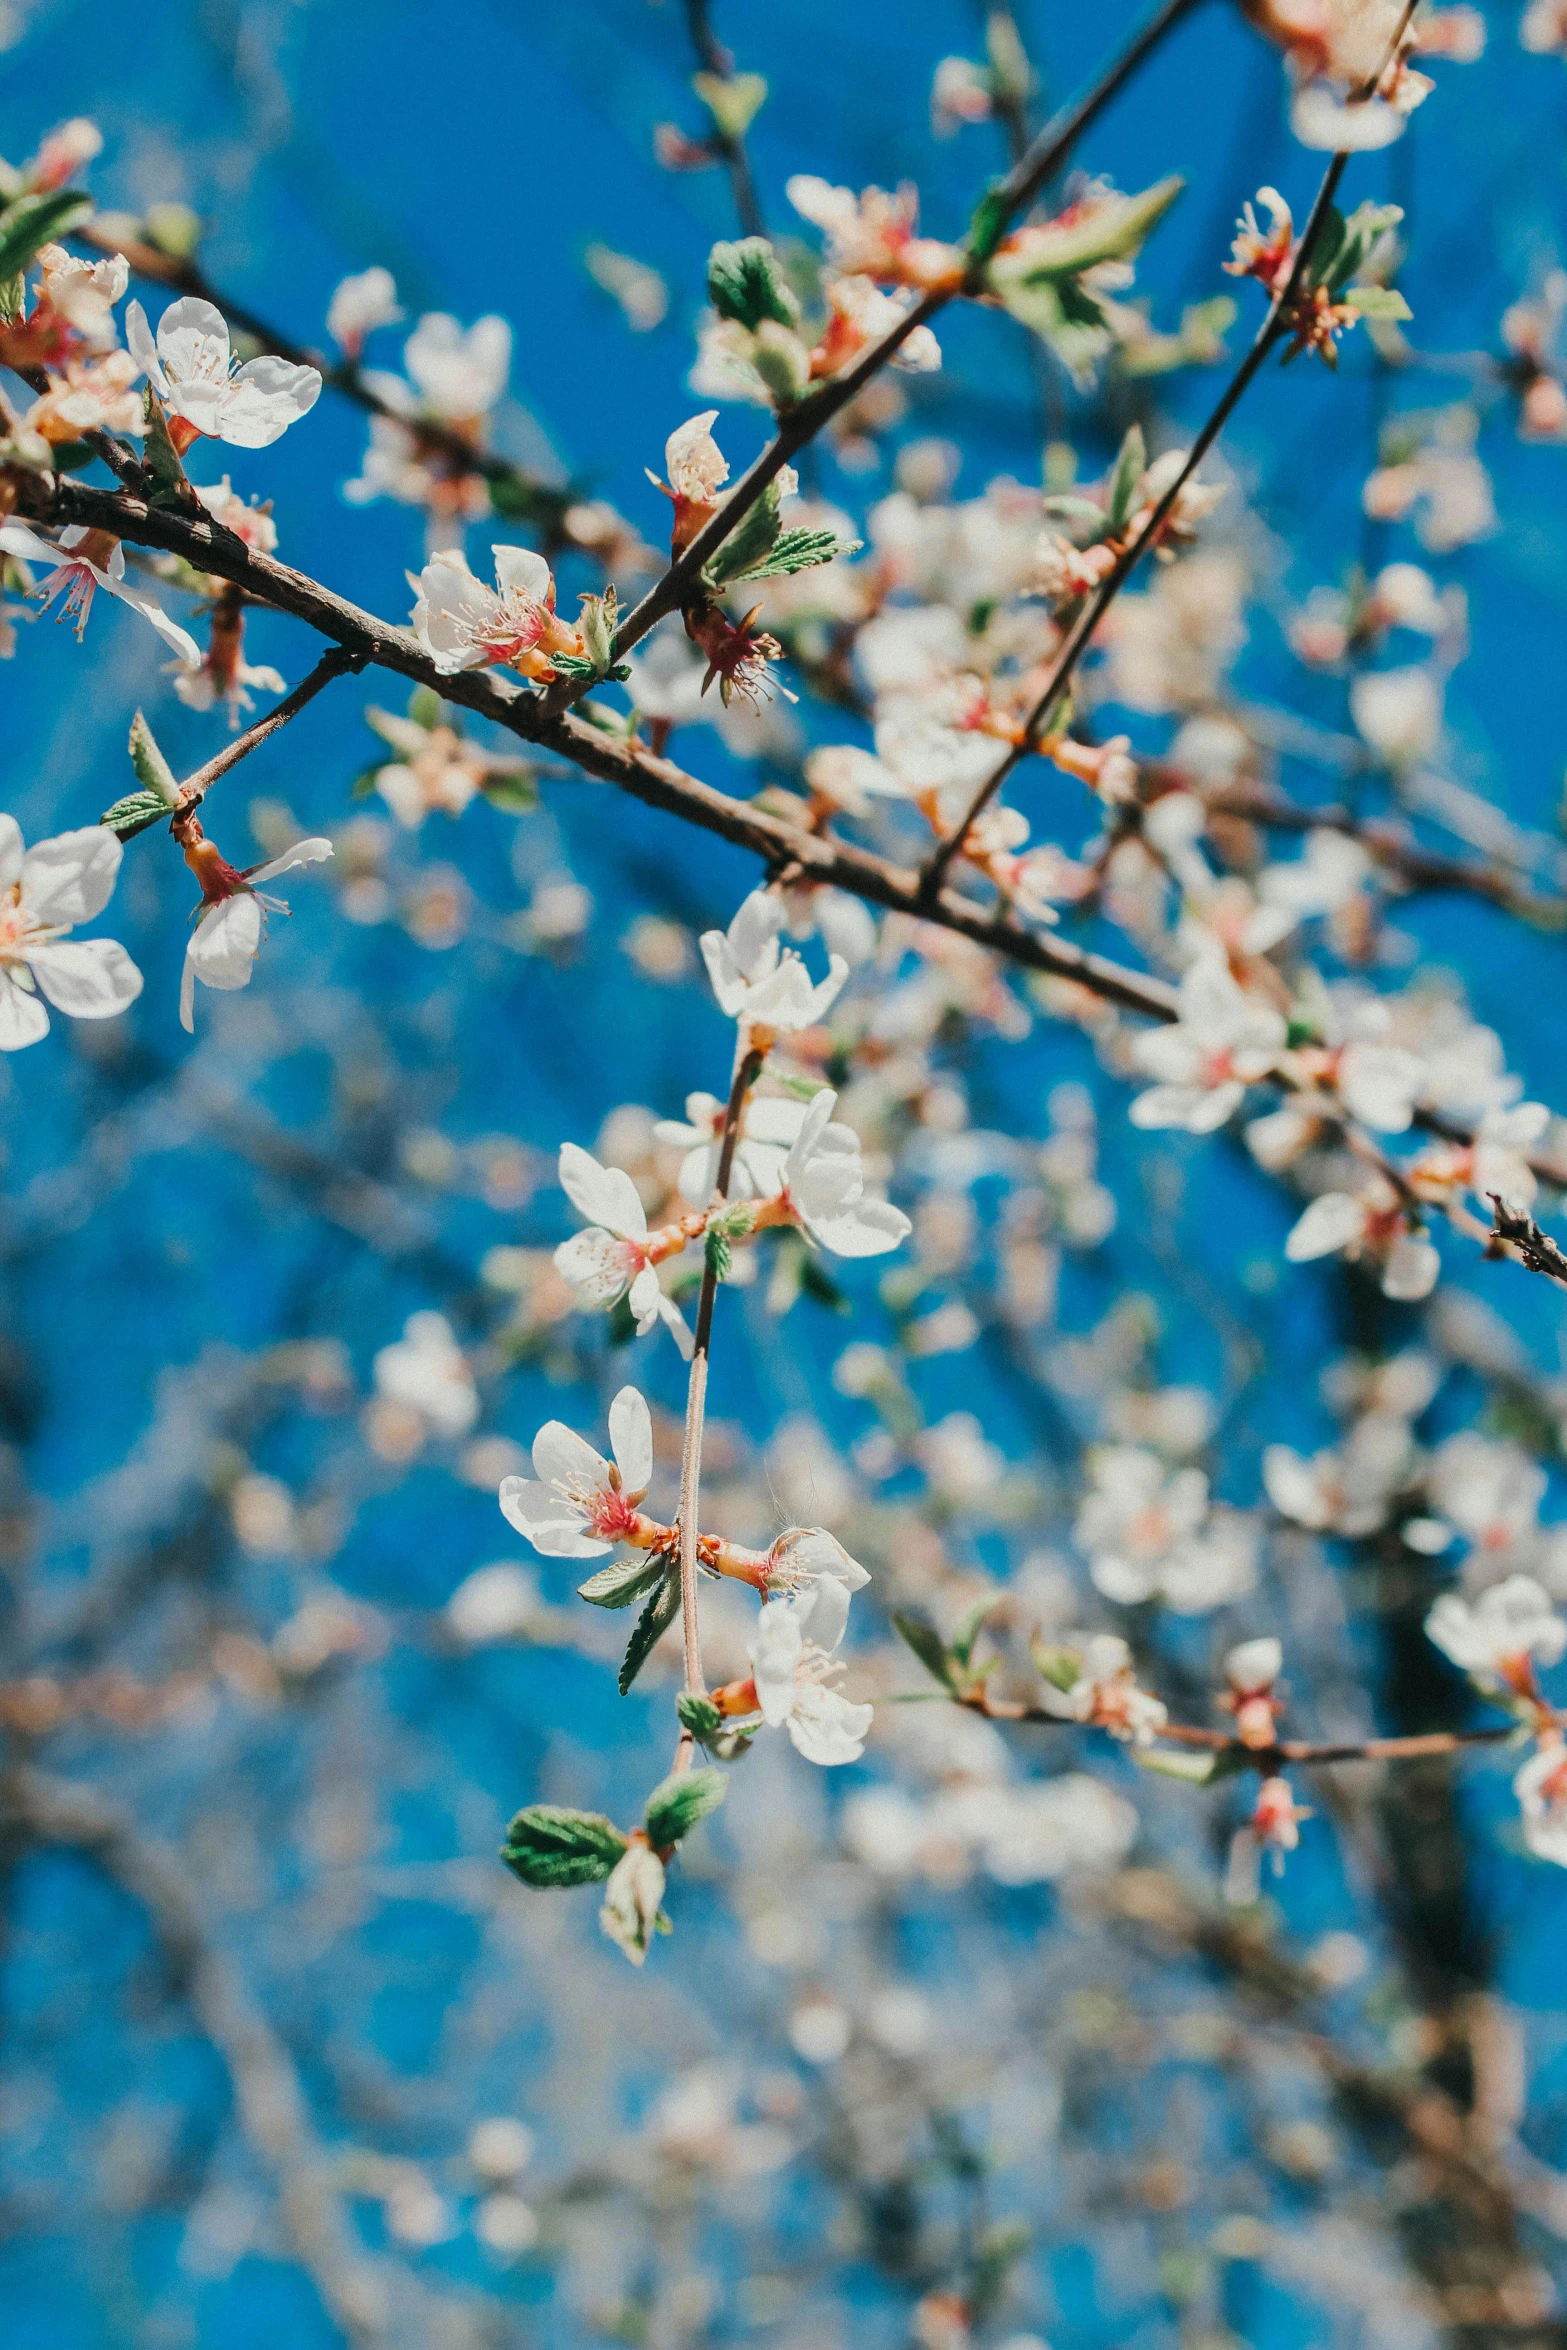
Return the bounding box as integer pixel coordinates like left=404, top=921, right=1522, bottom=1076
left=26, top=937, right=142, bottom=1019
left=0, top=967, right=49, bottom=1050
left=607, top=1386, right=652, bottom=1501
left=21, top=825, right=122, bottom=925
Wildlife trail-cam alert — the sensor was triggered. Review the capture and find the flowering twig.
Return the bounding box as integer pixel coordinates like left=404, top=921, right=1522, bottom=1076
left=955, top=1689, right=1518, bottom=1766
left=70, top=222, right=573, bottom=539
left=603, top=0, right=1205, bottom=674
left=174, top=643, right=363, bottom=811
left=24, top=474, right=1567, bottom=1207
left=682, top=0, right=766, bottom=237
left=673, top=1043, right=766, bottom=1767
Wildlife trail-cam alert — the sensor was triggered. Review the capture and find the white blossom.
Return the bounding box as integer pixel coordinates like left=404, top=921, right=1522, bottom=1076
left=1129, top=956, right=1287, bottom=1133
left=0, top=520, right=200, bottom=666
left=327, top=266, right=402, bottom=356
left=1425, top=1574, right=1567, bottom=1690
left=552, top=1144, right=693, bottom=1354
left=1285, top=1188, right=1440, bottom=1301
left=699, top=888, right=848, bottom=1035
left=0, top=815, right=142, bottom=1050
left=127, top=297, right=321, bottom=447
left=776, top=1088, right=910, bottom=1257
left=180, top=838, right=333, bottom=1032
left=372, top=1311, right=478, bottom=1439
left=499, top=1386, right=654, bottom=1559
left=749, top=1579, right=873, bottom=1765
left=654, top=1089, right=808, bottom=1205
left=599, top=1839, right=666, bottom=1966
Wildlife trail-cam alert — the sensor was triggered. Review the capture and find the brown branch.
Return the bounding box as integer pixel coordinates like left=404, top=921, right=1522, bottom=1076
left=175, top=643, right=363, bottom=809
left=604, top=0, right=1206, bottom=672
left=920, top=156, right=1357, bottom=897
left=21, top=470, right=1567, bottom=1208
left=682, top=0, right=766, bottom=237
left=71, top=225, right=573, bottom=540
left=954, top=1689, right=1520, bottom=1767
left=1, top=1764, right=393, bottom=2349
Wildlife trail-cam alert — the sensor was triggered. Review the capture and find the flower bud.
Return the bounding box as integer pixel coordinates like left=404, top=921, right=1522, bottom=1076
left=598, top=1835, right=666, bottom=1966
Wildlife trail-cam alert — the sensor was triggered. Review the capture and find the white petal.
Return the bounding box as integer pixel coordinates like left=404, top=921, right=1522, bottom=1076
left=558, top=1142, right=647, bottom=1238
left=800, top=1573, right=851, bottom=1654
left=554, top=1228, right=635, bottom=1305
left=187, top=894, right=263, bottom=988
left=808, top=1198, right=911, bottom=1257
left=492, top=544, right=553, bottom=602
left=531, top=1418, right=609, bottom=1490
left=155, top=295, right=231, bottom=381
left=498, top=1475, right=608, bottom=1558
left=123, top=299, right=167, bottom=396
left=749, top=1598, right=806, bottom=1725
left=0, top=967, right=49, bottom=1049
left=246, top=837, right=333, bottom=887
left=107, top=576, right=202, bottom=666
left=787, top=1684, right=873, bottom=1765
left=26, top=937, right=142, bottom=1019
left=222, top=355, right=322, bottom=445
left=607, top=1386, right=653, bottom=1500
left=1285, top=1192, right=1365, bottom=1261
left=0, top=814, right=23, bottom=891
left=21, top=825, right=122, bottom=924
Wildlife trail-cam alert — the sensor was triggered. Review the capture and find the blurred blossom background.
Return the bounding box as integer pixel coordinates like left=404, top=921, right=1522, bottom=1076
left=4, top=3, right=1567, bottom=2348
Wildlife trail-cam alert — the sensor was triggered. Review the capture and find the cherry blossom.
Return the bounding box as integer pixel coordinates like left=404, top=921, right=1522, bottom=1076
left=1075, top=1447, right=1257, bottom=1613
left=326, top=267, right=403, bottom=358
left=498, top=1387, right=656, bottom=1559
left=1513, top=1741, right=1567, bottom=1867
left=411, top=545, right=583, bottom=681
left=0, top=815, right=142, bottom=1050
left=762, top=1525, right=871, bottom=1598
left=1060, top=1633, right=1168, bottom=1745
left=126, top=297, right=321, bottom=451
left=1221, top=1637, right=1285, bottom=1749
left=1425, top=1575, right=1567, bottom=1694
left=1285, top=1185, right=1440, bottom=1300
left=177, top=825, right=333, bottom=1032
left=552, top=1143, right=694, bottom=1354
left=1129, top=957, right=1287, bottom=1132
left=371, top=1312, right=479, bottom=1442
left=699, top=888, right=849, bottom=1038
left=772, top=1088, right=912, bottom=1257
left=0, top=521, right=199, bottom=666
left=785, top=175, right=961, bottom=291
left=745, top=1579, right=874, bottom=1765
left=654, top=1089, right=808, bottom=1205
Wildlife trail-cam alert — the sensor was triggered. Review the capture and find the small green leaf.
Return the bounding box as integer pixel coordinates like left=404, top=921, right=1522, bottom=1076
left=707, top=236, right=796, bottom=331
left=1106, top=424, right=1146, bottom=536
left=985, top=175, right=1183, bottom=287
left=718, top=526, right=862, bottom=587
left=692, top=69, right=768, bottom=141
left=501, top=1803, right=628, bottom=1887
left=892, top=1611, right=956, bottom=1691
left=676, top=1693, right=725, bottom=1742
left=1041, top=492, right=1111, bottom=529
left=704, top=1226, right=732, bottom=1283
left=1343, top=284, right=1411, bottom=321
left=949, top=1596, right=999, bottom=1671
left=1301, top=203, right=1347, bottom=293
left=702, top=479, right=785, bottom=590
left=481, top=769, right=539, bottom=812
left=142, top=387, right=198, bottom=510
left=0, top=187, right=92, bottom=286
left=644, top=1765, right=728, bottom=1847
left=42, top=436, right=95, bottom=472
left=1032, top=1641, right=1081, bottom=1694
left=99, top=789, right=175, bottom=841
left=127, top=709, right=182, bottom=807
left=966, top=182, right=1010, bottom=267
left=1134, top=1743, right=1222, bottom=1785
left=577, top=1553, right=670, bottom=1611
left=619, top=1566, right=681, bottom=1694
left=0, top=268, right=23, bottom=326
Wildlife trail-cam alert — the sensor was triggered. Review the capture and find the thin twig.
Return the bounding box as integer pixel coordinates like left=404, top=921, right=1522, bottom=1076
left=604, top=0, right=1205, bottom=672
left=673, top=1044, right=765, bottom=1768
left=952, top=1690, right=1520, bottom=1766
left=682, top=0, right=766, bottom=237
left=176, top=643, right=362, bottom=809
left=22, top=473, right=1567, bottom=1201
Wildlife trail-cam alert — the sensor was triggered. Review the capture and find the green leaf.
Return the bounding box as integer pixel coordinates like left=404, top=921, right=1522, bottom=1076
left=719, top=526, right=861, bottom=587
left=1301, top=203, right=1347, bottom=294
left=142, top=387, right=197, bottom=510
left=675, top=1693, right=725, bottom=1742
left=1106, top=423, right=1145, bottom=536
left=0, top=269, right=23, bottom=326
left=1324, top=200, right=1403, bottom=292
left=99, top=789, right=175, bottom=841
left=949, top=1596, right=999, bottom=1671
left=0, top=187, right=92, bottom=286
left=702, top=479, right=785, bottom=590
left=577, top=1552, right=670, bottom=1611
left=1032, top=1640, right=1081, bottom=1694
left=501, top=1803, right=627, bottom=1887
left=407, top=685, right=445, bottom=728
left=644, top=1765, right=728, bottom=1847
left=1343, top=284, right=1411, bottom=322
left=966, top=182, right=1010, bottom=268
left=985, top=175, right=1183, bottom=287
left=692, top=69, right=768, bottom=141
left=704, top=1226, right=732, bottom=1283
left=481, top=769, right=539, bottom=813
left=707, top=236, right=796, bottom=331
left=1041, top=492, right=1111, bottom=529
left=619, top=1566, right=681, bottom=1694
left=892, top=1611, right=955, bottom=1691
left=127, top=709, right=181, bottom=807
